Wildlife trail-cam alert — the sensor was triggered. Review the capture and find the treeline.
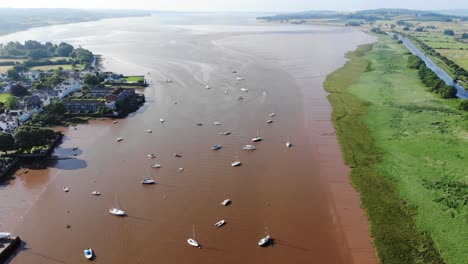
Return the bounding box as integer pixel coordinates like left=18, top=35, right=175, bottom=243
left=408, top=55, right=457, bottom=99
left=0, top=126, right=59, bottom=154
left=401, top=33, right=468, bottom=82
left=0, top=40, right=94, bottom=67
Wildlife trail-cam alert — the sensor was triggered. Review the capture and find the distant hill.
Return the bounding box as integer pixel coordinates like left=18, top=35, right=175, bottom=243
left=433, top=9, right=468, bottom=17
left=257, top=8, right=464, bottom=22
left=0, top=8, right=151, bottom=36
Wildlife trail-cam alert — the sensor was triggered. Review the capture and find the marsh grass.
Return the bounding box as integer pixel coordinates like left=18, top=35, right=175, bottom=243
left=324, top=36, right=468, bottom=263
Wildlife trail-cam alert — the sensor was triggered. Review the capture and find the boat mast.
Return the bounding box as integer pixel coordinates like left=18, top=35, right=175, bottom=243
left=193, top=225, right=196, bottom=240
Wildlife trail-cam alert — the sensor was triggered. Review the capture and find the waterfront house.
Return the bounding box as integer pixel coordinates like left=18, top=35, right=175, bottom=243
left=112, top=88, right=135, bottom=102
left=63, top=99, right=104, bottom=113
left=91, top=88, right=114, bottom=98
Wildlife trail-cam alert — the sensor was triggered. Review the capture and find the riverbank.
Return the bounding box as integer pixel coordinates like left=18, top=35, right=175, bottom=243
left=324, top=35, right=468, bottom=263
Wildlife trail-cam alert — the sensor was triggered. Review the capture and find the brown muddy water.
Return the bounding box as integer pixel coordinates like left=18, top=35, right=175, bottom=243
left=0, top=16, right=376, bottom=263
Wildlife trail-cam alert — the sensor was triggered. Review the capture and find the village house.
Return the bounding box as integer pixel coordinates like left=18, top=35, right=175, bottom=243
left=63, top=99, right=104, bottom=113
left=53, top=78, right=82, bottom=99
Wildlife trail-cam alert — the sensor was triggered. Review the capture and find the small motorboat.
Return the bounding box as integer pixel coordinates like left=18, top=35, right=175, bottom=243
left=73, top=146, right=78, bottom=151
left=231, top=161, right=241, bottom=167
left=179, top=168, right=184, bottom=171
left=195, top=123, right=203, bottom=126
left=113, top=121, right=118, bottom=124
left=220, top=131, right=231, bottom=136
left=0, top=231, right=11, bottom=240
left=243, top=145, right=256, bottom=150
left=84, top=248, right=93, bottom=259
left=151, top=164, right=161, bottom=168
left=241, top=88, right=248, bottom=92
left=214, top=220, right=226, bottom=227
left=142, top=179, right=156, bottom=184
left=269, top=113, right=276, bottom=117
left=212, top=144, right=222, bottom=150
left=174, top=154, right=182, bottom=158
left=63, top=187, right=69, bottom=192
left=148, top=154, right=156, bottom=158
left=286, top=142, right=293, bottom=148
left=205, top=85, right=211, bottom=89
left=160, top=118, right=165, bottom=123
left=221, top=199, right=231, bottom=206
left=24, top=169, right=29, bottom=174
left=258, top=235, right=271, bottom=246
left=116, top=137, right=124, bottom=142
left=146, top=130, right=152, bottom=133
left=92, top=191, right=101, bottom=196
left=266, top=120, right=273, bottom=124
left=213, top=121, right=221, bottom=125
left=236, top=76, right=244, bottom=80
left=109, top=208, right=125, bottom=216
left=238, top=96, right=244, bottom=100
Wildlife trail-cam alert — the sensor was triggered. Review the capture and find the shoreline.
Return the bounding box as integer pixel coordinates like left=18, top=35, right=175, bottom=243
left=323, top=35, right=458, bottom=263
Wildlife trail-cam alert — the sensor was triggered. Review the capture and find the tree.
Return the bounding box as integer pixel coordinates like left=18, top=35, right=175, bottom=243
left=83, top=73, right=99, bottom=86
left=0, top=132, right=15, bottom=154
left=6, top=68, right=19, bottom=81
left=55, top=42, right=74, bottom=57
left=443, top=29, right=455, bottom=36
left=27, top=49, right=49, bottom=59
left=458, top=100, right=468, bottom=111
left=13, top=126, right=55, bottom=152
left=10, top=84, right=28, bottom=96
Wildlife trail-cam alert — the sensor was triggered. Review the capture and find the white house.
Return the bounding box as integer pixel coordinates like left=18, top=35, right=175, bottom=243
left=53, top=78, right=82, bottom=99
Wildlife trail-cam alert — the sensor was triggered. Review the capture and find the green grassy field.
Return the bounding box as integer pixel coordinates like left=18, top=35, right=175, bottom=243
left=30, top=64, right=84, bottom=71
left=0, top=93, right=16, bottom=109
left=325, top=36, right=468, bottom=263
left=124, top=76, right=145, bottom=83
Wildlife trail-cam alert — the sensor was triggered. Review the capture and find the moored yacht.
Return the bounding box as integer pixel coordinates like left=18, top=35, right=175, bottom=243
left=148, top=154, right=156, bottom=158
left=146, top=129, right=152, bottom=133
left=142, top=178, right=155, bottom=184
left=286, top=142, right=293, bottom=148
left=214, top=220, right=226, bottom=227
left=92, top=191, right=101, bottom=196
left=63, top=187, right=69, bottom=192
left=221, top=199, right=231, bottom=206
left=258, top=235, right=271, bottom=247
left=116, top=137, right=124, bottom=142
left=151, top=164, right=161, bottom=168
left=243, top=145, right=256, bottom=150
left=109, top=195, right=126, bottom=216
left=266, top=120, right=273, bottom=124
left=212, top=144, right=222, bottom=150
left=187, top=225, right=200, bottom=248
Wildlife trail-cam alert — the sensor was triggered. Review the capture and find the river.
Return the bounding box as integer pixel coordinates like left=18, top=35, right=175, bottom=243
left=0, top=14, right=377, bottom=263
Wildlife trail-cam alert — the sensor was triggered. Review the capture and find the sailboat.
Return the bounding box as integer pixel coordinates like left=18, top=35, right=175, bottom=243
left=221, top=199, right=231, bottom=206
left=252, top=129, right=262, bottom=142
left=187, top=225, right=199, bottom=248
left=243, top=145, right=256, bottom=150
left=214, top=220, right=226, bottom=227
left=142, top=178, right=156, bottom=184
left=258, top=226, right=271, bottom=246
left=109, top=195, right=126, bottom=216
left=231, top=153, right=241, bottom=167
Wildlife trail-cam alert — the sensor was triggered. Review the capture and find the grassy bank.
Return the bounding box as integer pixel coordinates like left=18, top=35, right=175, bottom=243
left=324, top=35, right=468, bottom=263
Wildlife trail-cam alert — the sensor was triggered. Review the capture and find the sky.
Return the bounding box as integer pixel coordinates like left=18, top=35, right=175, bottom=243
left=0, top=0, right=467, bottom=12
